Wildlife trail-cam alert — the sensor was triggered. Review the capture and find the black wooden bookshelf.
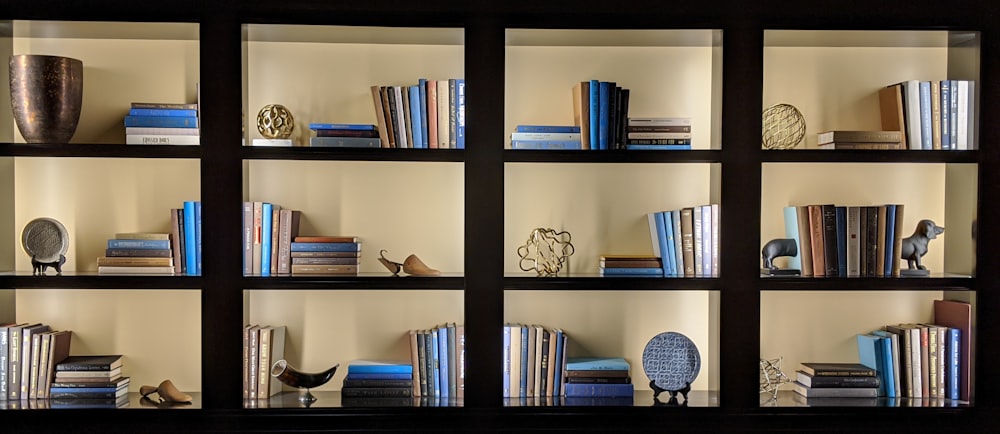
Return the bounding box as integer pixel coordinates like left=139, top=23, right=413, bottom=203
left=5, top=0, right=1000, bottom=432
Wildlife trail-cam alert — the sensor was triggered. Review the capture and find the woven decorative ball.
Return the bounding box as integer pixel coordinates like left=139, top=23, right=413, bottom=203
left=257, top=104, right=295, bottom=139
left=761, top=103, right=805, bottom=150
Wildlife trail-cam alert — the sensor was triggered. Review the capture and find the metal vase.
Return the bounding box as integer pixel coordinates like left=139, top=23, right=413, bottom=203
left=9, top=54, right=84, bottom=144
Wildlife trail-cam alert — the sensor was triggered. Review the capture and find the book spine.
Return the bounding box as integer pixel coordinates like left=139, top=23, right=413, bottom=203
left=408, top=85, right=424, bottom=149
left=0, top=327, right=7, bottom=399
left=124, top=115, right=198, bottom=128
left=379, top=86, right=396, bottom=148
left=946, top=327, right=960, bottom=400
left=448, top=78, right=458, bottom=149
left=260, top=203, right=273, bottom=276
left=808, top=205, right=826, bottom=277
left=588, top=80, right=600, bottom=150
left=340, top=387, right=412, bottom=398
left=846, top=206, right=860, bottom=276
left=940, top=80, right=951, bottom=149
left=129, top=108, right=198, bottom=117
left=418, top=78, right=429, bottom=148
left=184, top=201, right=198, bottom=275
left=654, top=211, right=671, bottom=276
left=347, top=366, right=413, bottom=375
left=662, top=211, right=678, bottom=276
left=107, top=239, right=170, bottom=250
left=624, top=144, right=692, bottom=150
left=564, top=383, right=634, bottom=397
left=515, top=125, right=581, bottom=133
left=426, top=80, right=438, bottom=149
left=131, top=102, right=197, bottom=110
left=671, top=211, right=684, bottom=277
left=125, top=134, right=200, bottom=145
left=680, top=208, right=695, bottom=277
left=289, top=242, right=361, bottom=252
left=822, top=204, right=838, bottom=277
left=437, top=80, right=449, bottom=148
left=919, top=81, right=933, bottom=150
left=456, top=78, right=465, bottom=149
left=598, top=81, right=610, bottom=150
left=438, top=325, right=450, bottom=399
left=701, top=204, right=712, bottom=277
left=572, top=81, right=591, bottom=150
left=510, top=140, right=582, bottom=150
left=307, top=123, right=376, bottom=130
left=835, top=206, right=847, bottom=277
left=693, top=206, right=703, bottom=277
left=502, top=325, right=510, bottom=397
left=343, top=379, right=413, bottom=388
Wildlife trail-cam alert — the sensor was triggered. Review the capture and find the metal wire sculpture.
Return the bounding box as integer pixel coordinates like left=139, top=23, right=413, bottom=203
left=257, top=104, right=295, bottom=139
left=517, top=228, right=575, bottom=277
left=759, top=357, right=791, bottom=401
left=761, top=103, right=805, bottom=150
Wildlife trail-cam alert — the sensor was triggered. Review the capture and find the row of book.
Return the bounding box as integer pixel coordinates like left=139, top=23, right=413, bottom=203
left=407, top=324, right=465, bottom=400
left=572, top=80, right=630, bottom=150
left=781, top=204, right=904, bottom=277
left=124, top=102, right=200, bottom=146
left=97, top=232, right=176, bottom=275
left=243, top=325, right=286, bottom=400
left=242, top=202, right=361, bottom=276
left=1, top=323, right=71, bottom=400
left=637, top=204, right=720, bottom=277
left=369, top=79, right=465, bottom=149
left=878, top=79, right=976, bottom=151
left=503, top=324, right=568, bottom=398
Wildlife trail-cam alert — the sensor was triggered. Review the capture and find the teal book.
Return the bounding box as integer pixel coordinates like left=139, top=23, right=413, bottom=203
left=408, top=85, right=425, bottom=149
left=857, top=334, right=891, bottom=397
left=107, top=239, right=169, bottom=250
left=347, top=360, right=413, bottom=375
left=654, top=211, right=671, bottom=276
left=565, top=357, right=630, bottom=371
left=124, top=115, right=198, bottom=128
left=261, top=203, right=272, bottom=276
left=782, top=206, right=802, bottom=270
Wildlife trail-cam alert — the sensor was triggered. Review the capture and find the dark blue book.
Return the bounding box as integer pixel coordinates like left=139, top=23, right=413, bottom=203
left=124, top=115, right=198, bottom=128
left=418, top=78, right=429, bottom=148
left=883, top=204, right=897, bottom=277
left=308, top=123, right=376, bottom=130
left=347, top=360, right=413, bottom=375
left=128, top=108, right=197, bottom=117
left=345, top=372, right=412, bottom=381
left=552, top=329, right=564, bottom=394
left=455, top=78, right=465, bottom=149
left=290, top=242, right=361, bottom=252
left=437, top=325, right=448, bottom=399
left=624, top=144, right=692, bottom=150
left=836, top=206, right=847, bottom=277
left=599, top=267, right=663, bottom=276
left=107, top=239, right=169, bottom=250
left=564, top=382, right=634, bottom=397
left=184, top=201, right=198, bottom=275
left=946, top=327, right=960, bottom=400
left=519, top=324, right=528, bottom=398
left=309, top=137, right=381, bottom=148
left=598, top=81, right=610, bottom=150
left=589, top=80, right=600, bottom=149
left=564, top=396, right=634, bottom=406
left=511, top=140, right=583, bottom=150
left=515, top=125, right=581, bottom=133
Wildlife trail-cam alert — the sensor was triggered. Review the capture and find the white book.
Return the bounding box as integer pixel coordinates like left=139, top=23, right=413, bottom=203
left=647, top=213, right=661, bottom=258
left=127, top=134, right=200, bottom=145
left=437, top=80, right=450, bottom=148
left=626, top=132, right=693, bottom=139
left=967, top=80, right=976, bottom=149
left=711, top=203, right=720, bottom=276
left=251, top=138, right=292, bottom=147
left=671, top=211, right=684, bottom=277
left=509, top=132, right=582, bottom=141
left=701, top=204, right=712, bottom=277
left=956, top=80, right=969, bottom=150
left=693, top=206, right=703, bottom=278
left=509, top=324, right=521, bottom=399
left=846, top=206, right=861, bottom=277
left=903, top=80, right=923, bottom=150
left=627, top=117, right=692, bottom=126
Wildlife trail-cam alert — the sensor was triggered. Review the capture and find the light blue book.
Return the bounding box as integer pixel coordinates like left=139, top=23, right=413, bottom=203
left=438, top=324, right=449, bottom=399
left=857, top=334, right=890, bottom=397
left=599, top=267, right=664, bottom=277
left=195, top=201, right=202, bottom=275
left=107, top=239, right=169, bottom=250
left=184, top=201, right=198, bottom=275
left=347, top=360, right=413, bottom=375
left=552, top=329, right=564, bottom=395
left=408, top=85, right=425, bottom=149
left=124, top=115, right=198, bottom=128
left=565, top=357, right=630, bottom=371
left=782, top=206, right=802, bottom=270
left=502, top=325, right=511, bottom=398
left=671, top=211, right=684, bottom=277
left=884, top=204, right=897, bottom=277
left=430, top=329, right=441, bottom=397
left=654, top=211, right=671, bottom=276
left=660, top=211, right=678, bottom=276
left=515, top=125, right=580, bottom=133
left=260, top=203, right=272, bottom=276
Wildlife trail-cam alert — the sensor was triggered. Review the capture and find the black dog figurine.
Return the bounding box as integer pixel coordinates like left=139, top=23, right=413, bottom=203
left=900, top=219, right=944, bottom=272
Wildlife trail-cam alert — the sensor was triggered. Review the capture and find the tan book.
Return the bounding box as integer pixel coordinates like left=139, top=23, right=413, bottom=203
left=426, top=80, right=439, bottom=149
left=408, top=330, right=421, bottom=397
left=878, top=83, right=908, bottom=149
left=369, top=85, right=390, bottom=148
left=257, top=326, right=272, bottom=399
left=270, top=204, right=281, bottom=275
left=29, top=332, right=44, bottom=399
left=795, top=206, right=814, bottom=277
left=293, top=236, right=358, bottom=243
left=98, top=265, right=175, bottom=274
left=290, top=264, right=359, bottom=274
left=380, top=86, right=396, bottom=148
left=277, top=210, right=302, bottom=274
left=876, top=205, right=888, bottom=276
left=393, top=86, right=408, bottom=148
left=572, top=81, right=591, bottom=149
left=39, top=330, right=71, bottom=399
left=97, top=256, right=173, bottom=267
left=401, top=86, right=414, bottom=148
left=172, top=208, right=185, bottom=275
left=115, top=232, right=170, bottom=240
left=931, top=81, right=942, bottom=150
left=54, top=367, right=123, bottom=379
left=437, top=79, right=450, bottom=148
left=807, top=205, right=826, bottom=277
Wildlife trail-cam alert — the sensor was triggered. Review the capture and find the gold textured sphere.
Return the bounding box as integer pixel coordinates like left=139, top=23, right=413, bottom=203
left=257, top=104, right=295, bottom=139
left=761, top=103, right=806, bottom=150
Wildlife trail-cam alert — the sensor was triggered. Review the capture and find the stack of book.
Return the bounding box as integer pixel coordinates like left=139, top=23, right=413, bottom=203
left=792, top=362, right=879, bottom=405
left=243, top=202, right=304, bottom=276
left=503, top=324, right=567, bottom=400
left=879, top=80, right=976, bottom=150
left=50, top=355, right=129, bottom=408
left=816, top=130, right=903, bottom=150
left=369, top=78, right=465, bottom=149
left=341, top=360, right=414, bottom=405
left=98, top=232, right=175, bottom=275
left=124, top=102, right=200, bottom=145
left=1, top=323, right=73, bottom=401
left=598, top=255, right=663, bottom=277
left=289, top=236, right=360, bottom=275
left=647, top=204, right=721, bottom=277
left=242, top=325, right=286, bottom=400
left=406, top=324, right=464, bottom=403
left=780, top=204, right=904, bottom=277
left=563, top=357, right=634, bottom=405
left=309, top=123, right=381, bottom=148
left=625, top=117, right=693, bottom=150
left=509, top=125, right=582, bottom=150
left=571, top=80, right=630, bottom=150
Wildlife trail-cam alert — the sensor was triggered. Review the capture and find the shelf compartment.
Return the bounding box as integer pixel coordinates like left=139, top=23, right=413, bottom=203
left=504, top=29, right=722, bottom=151
left=6, top=21, right=200, bottom=146
left=504, top=290, right=719, bottom=407
left=758, top=275, right=973, bottom=291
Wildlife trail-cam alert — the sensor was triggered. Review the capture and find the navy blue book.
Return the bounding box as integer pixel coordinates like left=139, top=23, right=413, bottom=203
left=883, top=204, right=897, bottom=277
left=107, top=239, right=170, bottom=250
left=598, top=81, right=610, bottom=150
left=347, top=360, right=413, bottom=375
left=124, top=115, right=198, bottom=128
left=308, top=123, right=376, bottom=130
left=515, top=125, right=581, bottom=133
left=599, top=267, right=663, bottom=276
left=290, top=242, right=361, bottom=252
left=564, top=383, right=634, bottom=397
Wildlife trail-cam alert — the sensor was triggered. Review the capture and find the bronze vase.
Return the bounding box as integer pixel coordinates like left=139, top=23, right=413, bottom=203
left=9, top=54, right=84, bottom=144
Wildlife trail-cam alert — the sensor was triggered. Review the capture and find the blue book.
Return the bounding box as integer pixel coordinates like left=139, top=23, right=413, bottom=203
left=124, top=115, right=198, bottom=128
left=128, top=108, right=197, bottom=117
left=423, top=329, right=436, bottom=397
left=589, top=80, right=600, bottom=150
left=261, top=203, right=273, bottom=276
left=624, top=144, right=692, bottom=150
left=945, top=327, right=960, bottom=400
left=408, top=85, right=425, bottom=149
left=857, top=334, right=889, bottom=397
left=940, top=80, right=951, bottom=150
left=662, top=211, right=678, bottom=276
left=919, top=81, right=933, bottom=150
left=183, top=201, right=198, bottom=275
left=502, top=325, right=511, bottom=397
left=418, top=78, right=429, bottom=148
left=598, top=81, right=610, bottom=150
left=307, top=123, right=376, bottom=130
left=566, top=357, right=630, bottom=371
left=599, top=267, right=663, bottom=276
left=883, top=204, right=897, bottom=277
left=515, top=125, right=581, bottom=133
left=782, top=206, right=802, bottom=270
left=564, top=383, right=634, bottom=398
left=438, top=324, right=449, bottom=399
left=107, top=239, right=170, bottom=250
left=520, top=324, right=529, bottom=398
left=289, top=242, right=361, bottom=252
left=510, top=140, right=583, bottom=150
left=430, top=329, right=441, bottom=397
left=552, top=329, right=564, bottom=395
left=195, top=201, right=202, bottom=275
left=344, top=372, right=412, bottom=380
left=654, top=211, right=671, bottom=276
left=835, top=206, right=847, bottom=277
left=347, top=360, right=413, bottom=375
left=455, top=78, right=465, bottom=149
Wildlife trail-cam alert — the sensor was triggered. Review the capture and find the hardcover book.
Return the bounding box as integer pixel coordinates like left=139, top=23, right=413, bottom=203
left=55, top=355, right=123, bottom=372
left=799, top=362, right=875, bottom=377
left=565, top=357, right=629, bottom=371
left=347, top=360, right=413, bottom=375
left=791, top=381, right=878, bottom=398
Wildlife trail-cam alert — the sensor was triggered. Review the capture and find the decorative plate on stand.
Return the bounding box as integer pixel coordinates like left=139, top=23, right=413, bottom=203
left=21, top=217, right=69, bottom=263
left=642, top=331, right=701, bottom=393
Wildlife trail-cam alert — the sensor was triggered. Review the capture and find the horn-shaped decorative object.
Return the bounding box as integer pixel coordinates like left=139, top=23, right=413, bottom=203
left=271, top=359, right=339, bottom=405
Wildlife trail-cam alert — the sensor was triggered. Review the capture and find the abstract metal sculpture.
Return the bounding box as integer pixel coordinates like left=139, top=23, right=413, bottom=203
left=762, top=103, right=805, bottom=150
left=517, top=228, right=575, bottom=276
left=257, top=104, right=295, bottom=139
left=759, top=357, right=791, bottom=401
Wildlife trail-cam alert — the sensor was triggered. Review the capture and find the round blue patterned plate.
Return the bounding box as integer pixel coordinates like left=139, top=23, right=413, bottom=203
left=642, top=331, right=701, bottom=391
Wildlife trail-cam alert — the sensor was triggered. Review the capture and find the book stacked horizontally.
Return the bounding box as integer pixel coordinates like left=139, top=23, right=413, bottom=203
left=309, top=123, right=381, bottom=148
left=816, top=130, right=903, bottom=150
left=563, top=357, right=634, bottom=406
left=341, top=360, right=414, bottom=406
left=290, top=236, right=361, bottom=275
left=598, top=255, right=663, bottom=277
left=51, top=355, right=129, bottom=408
left=625, top=117, right=692, bottom=150
left=124, top=102, right=200, bottom=145
left=647, top=205, right=720, bottom=278
left=509, top=125, right=582, bottom=150
left=98, top=233, right=175, bottom=275
left=406, top=324, right=464, bottom=403
left=1, top=323, right=73, bottom=401
left=792, top=362, right=879, bottom=406
left=243, top=325, right=286, bottom=401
